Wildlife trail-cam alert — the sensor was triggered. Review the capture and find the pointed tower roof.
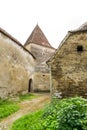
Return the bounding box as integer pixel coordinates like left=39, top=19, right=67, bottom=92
left=24, top=24, right=53, bottom=48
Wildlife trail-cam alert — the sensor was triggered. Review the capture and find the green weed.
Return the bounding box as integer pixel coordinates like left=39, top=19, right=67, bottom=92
left=0, top=93, right=37, bottom=121
left=18, top=93, right=37, bottom=102
left=42, top=97, right=87, bottom=130
left=11, top=97, right=87, bottom=130
left=0, top=99, right=19, bottom=121
left=11, top=110, right=44, bottom=130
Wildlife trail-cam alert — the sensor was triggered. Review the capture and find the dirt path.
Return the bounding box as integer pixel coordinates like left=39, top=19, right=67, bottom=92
left=0, top=93, right=50, bottom=130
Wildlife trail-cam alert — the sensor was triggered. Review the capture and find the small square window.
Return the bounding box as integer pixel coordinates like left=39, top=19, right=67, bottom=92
left=77, top=45, right=83, bottom=52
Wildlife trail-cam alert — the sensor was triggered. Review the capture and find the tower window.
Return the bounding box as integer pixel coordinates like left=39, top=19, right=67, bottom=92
left=77, top=45, right=83, bottom=52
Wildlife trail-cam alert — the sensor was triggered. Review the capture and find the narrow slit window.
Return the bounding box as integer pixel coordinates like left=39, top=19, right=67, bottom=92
left=77, top=45, right=83, bottom=52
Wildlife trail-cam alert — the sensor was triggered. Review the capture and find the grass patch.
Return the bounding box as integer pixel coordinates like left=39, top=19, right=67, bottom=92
left=0, top=93, right=37, bottom=121
left=11, top=97, right=87, bottom=130
left=18, top=93, right=37, bottom=102
left=11, top=110, right=43, bottom=130
left=0, top=99, right=19, bottom=121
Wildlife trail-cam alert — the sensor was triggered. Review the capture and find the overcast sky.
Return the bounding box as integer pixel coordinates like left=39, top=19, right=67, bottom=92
left=0, top=0, right=87, bottom=48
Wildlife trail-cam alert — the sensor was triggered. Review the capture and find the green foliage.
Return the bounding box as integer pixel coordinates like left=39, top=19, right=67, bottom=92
left=11, top=97, right=87, bottom=130
left=11, top=110, right=43, bottom=130
left=0, top=99, right=19, bottom=120
left=0, top=93, right=36, bottom=121
left=42, top=97, right=87, bottom=130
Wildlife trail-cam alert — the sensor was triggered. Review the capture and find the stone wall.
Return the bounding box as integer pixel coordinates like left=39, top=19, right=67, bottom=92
left=0, top=32, right=35, bottom=98
left=25, top=43, right=55, bottom=72
left=50, top=32, right=87, bottom=98
left=25, top=43, right=55, bottom=91
left=33, top=72, right=50, bottom=92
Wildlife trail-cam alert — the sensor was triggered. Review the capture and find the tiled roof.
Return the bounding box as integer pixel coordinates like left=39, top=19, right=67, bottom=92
left=24, top=24, right=54, bottom=48
left=69, top=22, right=87, bottom=33
left=0, top=27, right=35, bottom=59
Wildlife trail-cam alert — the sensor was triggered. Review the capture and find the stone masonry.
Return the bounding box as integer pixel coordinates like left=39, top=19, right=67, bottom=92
left=48, top=22, right=87, bottom=98
left=24, top=25, right=55, bottom=92
left=0, top=28, right=35, bottom=98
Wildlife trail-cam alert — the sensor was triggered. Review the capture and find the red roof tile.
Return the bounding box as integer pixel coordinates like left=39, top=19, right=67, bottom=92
left=24, top=24, right=53, bottom=48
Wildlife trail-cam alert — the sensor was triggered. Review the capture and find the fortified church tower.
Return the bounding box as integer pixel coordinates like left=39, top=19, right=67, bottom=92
left=24, top=25, right=55, bottom=92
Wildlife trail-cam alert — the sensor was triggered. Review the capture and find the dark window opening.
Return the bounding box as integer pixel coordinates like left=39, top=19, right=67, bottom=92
left=77, top=45, right=83, bottom=52
left=28, top=79, right=33, bottom=92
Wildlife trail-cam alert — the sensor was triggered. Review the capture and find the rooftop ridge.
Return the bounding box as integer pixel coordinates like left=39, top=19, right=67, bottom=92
left=69, top=22, right=87, bottom=33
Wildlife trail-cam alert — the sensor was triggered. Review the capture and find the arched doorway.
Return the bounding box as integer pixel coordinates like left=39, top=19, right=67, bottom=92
left=28, top=79, right=33, bottom=92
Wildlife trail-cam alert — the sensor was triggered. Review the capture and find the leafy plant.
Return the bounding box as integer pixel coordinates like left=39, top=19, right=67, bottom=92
left=11, top=97, right=87, bottom=130
left=42, top=97, right=87, bottom=130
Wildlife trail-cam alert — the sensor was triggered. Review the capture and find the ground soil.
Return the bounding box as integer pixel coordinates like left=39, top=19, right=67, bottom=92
left=0, top=93, right=50, bottom=130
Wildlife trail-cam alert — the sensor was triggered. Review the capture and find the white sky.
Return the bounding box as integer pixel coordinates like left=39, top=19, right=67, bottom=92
left=0, top=0, right=87, bottom=48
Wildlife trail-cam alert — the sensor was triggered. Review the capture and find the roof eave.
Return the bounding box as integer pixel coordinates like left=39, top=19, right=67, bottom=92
left=0, top=27, right=36, bottom=60
left=47, top=32, right=71, bottom=64
left=24, top=41, right=55, bottom=50
left=69, top=29, right=87, bottom=33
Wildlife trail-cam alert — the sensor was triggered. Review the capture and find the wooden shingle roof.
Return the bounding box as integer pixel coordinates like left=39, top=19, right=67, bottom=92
left=24, top=24, right=54, bottom=48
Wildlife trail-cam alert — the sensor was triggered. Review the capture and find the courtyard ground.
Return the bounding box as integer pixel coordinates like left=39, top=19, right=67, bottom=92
left=0, top=93, right=50, bottom=130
